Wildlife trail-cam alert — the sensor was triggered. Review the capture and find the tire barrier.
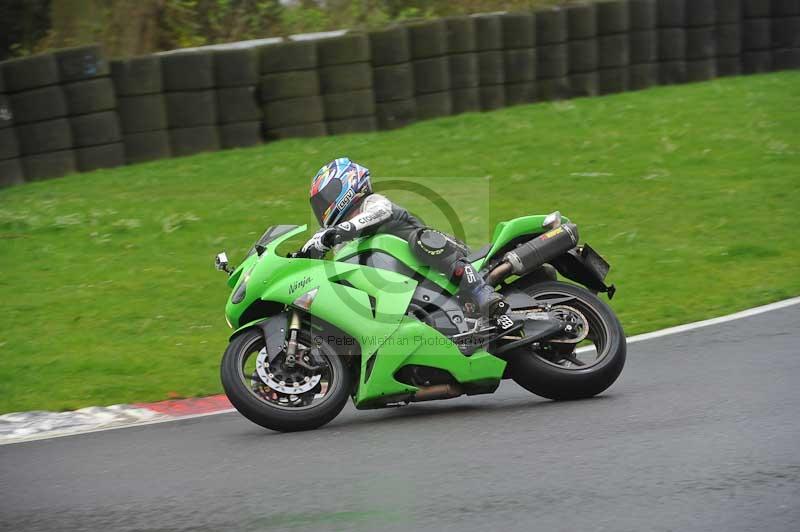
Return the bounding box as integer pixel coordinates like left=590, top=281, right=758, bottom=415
left=9, top=86, right=68, bottom=124
left=597, top=1, right=631, bottom=35
left=112, top=55, right=170, bottom=163
left=123, top=130, right=171, bottom=164
left=0, top=127, right=18, bottom=160
left=567, top=3, right=598, bottom=39
left=537, top=76, right=571, bottom=100
left=161, top=51, right=215, bottom=91
left=687, top=27, right=717, bottom=59
left=628, top=1, right=657, bottom=91
left=446, top=17, right=478, bottom=53
left=369, top=26, right=411, bottom=66
left=219, top=121, right=262, bottom=149
left=327, top=116, right=378, bottom=135
left=376, top=99, right=416, bottom=130
left=2, top=2, right=800, bottom=189
left=474, top=14, right=506, bottom=110
left=214, top=48, right=259, bottom=88
left=17, top=118, right=73, bottom=155
left=318, top=34, right=376, bottom=134
left=169, top=125, right=220, bottom=156
left=2, top=54, right=60, bottom=93
left=741, top=6, right=772, bottom=74
left=263, top=96, right=325, bottom=129
left=260, top=41, right=317, bottom=73
left=502, top=13, right=537, bottom=106
left=63, top=78, right=117, bottom=115
left=742, top=1, right=770, bottom=18
left=265, top=122, right=327, bottom=140
left=658, top=0, right=687, bottom=28
left=628, top=62, right=659, bottom=89
left=447, top=17, right=480, bottom=113
left=75, top=142, right=125, bottom=172
left=370, top=26, right=416, bottom=129
left=630, top=0, right=657, bottom=30
left=0, top=158, right=24, bottom=188
left=111, top=56, right=163, bottom=96
left=408, top=21, right=451, bottom=120
left=567, top=3, right=599, bottom=96
left=166, top=91, right=217, bottom=128
left=70, top=110, right=123, bottom=148
left=687, top=0, right=717, bottom=27
left=407, top=20, right=449, bottom=59
left=22, top=150, right=76, bottom=181
left=451, top=87, right=481, bottom=114
left=54, top=45, right=109, bottom=83
left=260, top=40, right=324, bottom=140
left=568, top=71, right=599, bottom=97
left=216, top=87, right=262, bottom=124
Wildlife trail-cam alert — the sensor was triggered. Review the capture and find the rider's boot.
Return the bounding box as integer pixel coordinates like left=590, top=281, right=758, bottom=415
left=454, top=261, right=508, bottom=319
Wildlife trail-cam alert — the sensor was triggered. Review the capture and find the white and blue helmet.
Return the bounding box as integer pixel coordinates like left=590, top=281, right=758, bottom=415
left=309, top=158, right=372, bottom=227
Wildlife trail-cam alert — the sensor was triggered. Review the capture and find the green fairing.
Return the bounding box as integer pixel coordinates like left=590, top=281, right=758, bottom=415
left=225, top=215, right=561, bottom=409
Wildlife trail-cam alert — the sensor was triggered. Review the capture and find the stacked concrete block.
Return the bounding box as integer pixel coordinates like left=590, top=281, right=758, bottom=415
left=473, top=14, right=506, bottom=110
left=770, top=0, right=800, bottom=70
left=714, top=0, right=743, bottom=76
left=596, top=1, right=631, bottom=94
left=370, top=26, right=417, bottom=130
left=5, top=53, right=76, bottom=180
left=685, top=0, right=718, bottom=81
left=0, top=67, right=25, bottom=186
left=536, top=6, right=570, bottom=100
left=407, top=20, right=452, bottom=120
left=567, top=2, right=600, bottom=97
left=628, top=0, right=659, bottom=90
left=317, top=34, right=376, bottom=135
left=214, top=47, right=263, bottom=148
left=741, top=0, right=773, bottom=72
left=259, top=41, right=326, bottom=139
left=112, top=55, right=170, bottom=164
left=501, top=12, right=538, bottom=105
left=445, top=17, right=481, bottom=114
left=658, top=0, right=689, bottom=83
left=161, top=50, right=220, bottom=155
left=56, top=45, right=124, bottom=172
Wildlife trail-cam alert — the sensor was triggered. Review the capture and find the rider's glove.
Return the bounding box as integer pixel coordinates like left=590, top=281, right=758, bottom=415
left=301, top=228, right=337, bottom=258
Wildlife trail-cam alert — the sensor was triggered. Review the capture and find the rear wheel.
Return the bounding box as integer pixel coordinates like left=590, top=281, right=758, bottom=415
left=507, top=281, right=626, bottom=400
left=221, top=329, right=351, bottom=432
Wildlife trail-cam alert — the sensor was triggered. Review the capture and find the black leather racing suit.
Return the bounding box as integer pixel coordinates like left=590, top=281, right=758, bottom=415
left=324, top=193, right=504, bottom=316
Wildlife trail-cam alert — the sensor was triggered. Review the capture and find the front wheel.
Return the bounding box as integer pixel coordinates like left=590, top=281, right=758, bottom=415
left=507, top=281, right=626, bottom=400
left=220, top=329, right=352, bottom=432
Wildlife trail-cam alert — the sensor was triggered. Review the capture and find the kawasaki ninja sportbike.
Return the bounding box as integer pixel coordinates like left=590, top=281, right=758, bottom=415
left=215, top=212, right=625, bottom=432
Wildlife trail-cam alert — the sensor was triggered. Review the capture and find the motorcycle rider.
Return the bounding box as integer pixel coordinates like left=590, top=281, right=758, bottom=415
left=301, top=157, right=507, bottom=319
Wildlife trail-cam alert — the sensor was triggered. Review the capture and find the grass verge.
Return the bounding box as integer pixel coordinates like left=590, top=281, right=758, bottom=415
left=1, top=71, right=798, bottom=413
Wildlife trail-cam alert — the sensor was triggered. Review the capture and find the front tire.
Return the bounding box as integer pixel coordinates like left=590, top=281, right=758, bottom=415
left=508, top=281, right=626, bottom=400
left=221, top=329, right=352, bottom=432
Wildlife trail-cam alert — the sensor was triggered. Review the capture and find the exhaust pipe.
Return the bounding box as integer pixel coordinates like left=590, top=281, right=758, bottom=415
left=411, top=384, right=464, bottom=402
left=485, top=223, right=579, bottom=285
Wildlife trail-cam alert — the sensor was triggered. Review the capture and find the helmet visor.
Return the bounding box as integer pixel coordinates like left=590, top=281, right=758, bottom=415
left=310, top=178, right=342, bottom=227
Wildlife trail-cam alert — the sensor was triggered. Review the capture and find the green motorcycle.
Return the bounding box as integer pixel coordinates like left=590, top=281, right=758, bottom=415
left=215, top=212, right=625, bottom=432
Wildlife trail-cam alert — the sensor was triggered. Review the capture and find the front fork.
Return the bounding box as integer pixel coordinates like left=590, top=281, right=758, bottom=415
left=284, top=310, right=302, bottom=367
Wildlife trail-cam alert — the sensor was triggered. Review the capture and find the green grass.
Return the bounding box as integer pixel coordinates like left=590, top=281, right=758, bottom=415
left=1, top=72, right=799, bottom=413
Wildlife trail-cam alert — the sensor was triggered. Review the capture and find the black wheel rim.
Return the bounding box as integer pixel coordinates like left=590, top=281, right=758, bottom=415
left=528, top=289, right=612, bottom=371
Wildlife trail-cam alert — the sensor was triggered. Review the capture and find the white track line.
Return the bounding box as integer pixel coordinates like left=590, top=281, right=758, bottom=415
left=3, top=296, right=799, bottom=446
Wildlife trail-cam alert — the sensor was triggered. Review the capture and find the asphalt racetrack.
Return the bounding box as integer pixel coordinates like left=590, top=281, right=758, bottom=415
left=2, top=304, right=799, bottom=532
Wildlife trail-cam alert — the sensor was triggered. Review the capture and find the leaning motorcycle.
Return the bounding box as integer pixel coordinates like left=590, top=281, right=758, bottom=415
left=215, top=212, right=625, bottom=432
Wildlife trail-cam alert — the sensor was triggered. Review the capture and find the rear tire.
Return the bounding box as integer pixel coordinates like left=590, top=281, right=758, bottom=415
left=508, top=281, right=626, bottom=401
left=221, top=329, right=351, bottom=432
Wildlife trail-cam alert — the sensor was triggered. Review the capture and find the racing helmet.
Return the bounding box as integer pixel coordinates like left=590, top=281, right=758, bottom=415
left=309, top=158, right=372, bottom=227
